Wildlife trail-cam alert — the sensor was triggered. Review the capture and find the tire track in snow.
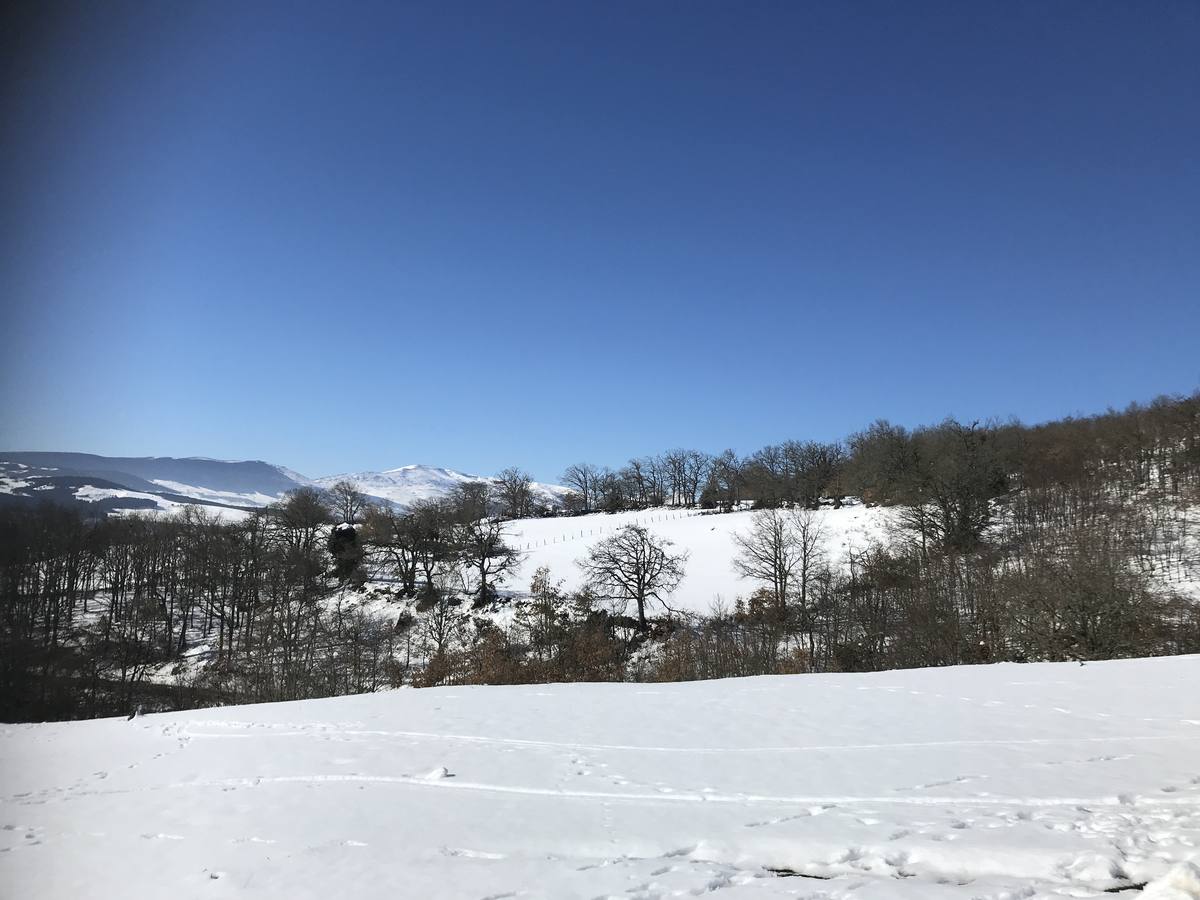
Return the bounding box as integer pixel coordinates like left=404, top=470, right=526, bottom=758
left=145, top=772, right=1200, bottom=810
left=178, top=726, right=1200, bottom=755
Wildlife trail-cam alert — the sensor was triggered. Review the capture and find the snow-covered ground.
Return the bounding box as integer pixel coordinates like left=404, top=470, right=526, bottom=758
left=503, top=503, right=894, bottom=614
left=316, top=464, right=571, bottom=510
left=71, top=485, right=256, bottom=521
left=4, top=657, right=1199, bottom=899
left=149, top=480, right=284, bottom=508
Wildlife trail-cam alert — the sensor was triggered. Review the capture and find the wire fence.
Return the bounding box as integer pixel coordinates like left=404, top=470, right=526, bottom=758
left=517, top=508, right=707, bottom=550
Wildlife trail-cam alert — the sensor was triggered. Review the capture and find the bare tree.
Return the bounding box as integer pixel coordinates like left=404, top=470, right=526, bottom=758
left=620, top=458, right=651, bottom=508
left=681, top=450, right=712, bottom=507
left=327, top=479, right=368, bottom=524
left=594, top=466, right=628, bottom=512
left=579, top=525, right=687, bottom=629
left=562, top=463, right=600, bottom=512
left=732, top=507, right=827, bottom=623
left=459, top=518, right=522, bottom=603
left=408, top=499, right=458, bottom=597
left=362, top=506, right=419, bottom=596
left=743, top=444, right=787, bottom=506
left=417, top=569, right=468, bottom=663
left=732, top=508, right=798, bottom=616
left=450, top=481, right=491, bottom=522
left=710, top=449, right=743, bottom=510
left=663, top=449, right=687, bottom=506
left=789, top=507, right=828, bottom=656
left=494, top=467, right=534, bottom=520
left=275, top=487, right=332, bottom=554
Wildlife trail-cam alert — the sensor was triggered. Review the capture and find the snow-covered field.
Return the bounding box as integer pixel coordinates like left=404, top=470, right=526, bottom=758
left=503, top=503, right=893, bottom=614
left=4, top=657, right=1199, bottom=899
left=71, top=485, right=257, bottom=521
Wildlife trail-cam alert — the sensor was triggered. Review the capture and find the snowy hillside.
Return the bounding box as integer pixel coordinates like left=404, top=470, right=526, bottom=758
left=314, top=464, right=484, bottom=507
left=0, top=454, right=570, bottom=517
left=0, top=453, right=303, bottom=517
left=4, top=656, right=1199, bottom=898
left=501, top=502, right=893, bottom=614
left=315, top=463, right=571, bottom=510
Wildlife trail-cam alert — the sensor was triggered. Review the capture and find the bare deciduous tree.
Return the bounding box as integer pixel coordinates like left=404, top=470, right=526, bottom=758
left=275, top=487, right=332, bottom=554
left=562, top=463, right=600, bottom=512
left=459, top=518, right=522, bottom=603
left=450, top=481, right=491, bottom=523
left=710, top=449, right=743, bottom=510
left=732, top=508, right=798, bottom=615
left=681, top=450, right=712, bottom=507
left=580, top=525, right=687, bottom=629
left=789, top=507, right=828, bottom=657
left=494, top=467, right=535, bottom=520
left=327, top=479, right=368, bottom=524
left=362, top=506, right=419, bottom=596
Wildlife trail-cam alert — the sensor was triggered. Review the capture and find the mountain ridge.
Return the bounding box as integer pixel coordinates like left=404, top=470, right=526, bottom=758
left=0, top=452, right=568, bottom=517
left=312, top=463, right=570, bottom=510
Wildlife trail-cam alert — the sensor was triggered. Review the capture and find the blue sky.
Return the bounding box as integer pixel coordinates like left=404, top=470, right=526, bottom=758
left=2, top=1, right=1198, bottom=481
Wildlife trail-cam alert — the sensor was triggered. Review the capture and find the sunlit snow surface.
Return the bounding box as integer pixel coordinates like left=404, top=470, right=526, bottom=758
left=4, top=657, right=1200, bottom=898
left=504, top=503, right=894, bottom=615
left=314, top=464, right=572, bottom=511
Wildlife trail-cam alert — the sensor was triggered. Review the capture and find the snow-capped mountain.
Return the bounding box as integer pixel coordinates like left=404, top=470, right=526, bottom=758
left=312, top=465, right=482, bottom=507
left=0, top=452, right=305, bottom=517
left=313, top=464, right=571, bottom=510
left=0, top=453, right=568, bottom=517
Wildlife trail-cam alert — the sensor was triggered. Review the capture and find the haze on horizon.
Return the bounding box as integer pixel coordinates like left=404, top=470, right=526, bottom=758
left=2, top=1, right=1198, bottom=483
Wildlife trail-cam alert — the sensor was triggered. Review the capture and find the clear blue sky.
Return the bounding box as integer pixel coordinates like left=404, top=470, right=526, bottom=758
left=2, top=1, right=1198, bottom=481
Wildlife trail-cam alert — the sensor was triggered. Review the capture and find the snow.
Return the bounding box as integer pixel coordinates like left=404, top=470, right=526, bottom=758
left=1, top=455, right=299, bottom=517
left=503, top=503, right=894, bottom=614
left=1144, top=863, right=1200, bottom=899
left=149, top=479, right=284, bottom=508
left=71, top=485, right=177, bottom=508
left=59, top=486, right=250, bottom=523
left=315, top=463, right=570, bottom=510
left=4, top=656, right=1198, bottom=898
left=0, top=476, right=31, bottom=494
left=315, top=464, right=484, bottom=507
left=273, top=465, right=316, bottom=487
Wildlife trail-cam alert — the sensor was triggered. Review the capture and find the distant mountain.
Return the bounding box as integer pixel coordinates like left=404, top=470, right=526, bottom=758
left=0, top=452, right=303, bottom=517
left=313, top=464, right=482, bottom=507
left=1, top=452, right=302, bottom=499
left=0, top=453, right=568, bottom=518
left=313, top=464, right=570, bottom=511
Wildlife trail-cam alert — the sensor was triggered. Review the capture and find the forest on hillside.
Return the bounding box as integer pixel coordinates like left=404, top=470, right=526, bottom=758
left=2, top=393, right=1198, bottom=722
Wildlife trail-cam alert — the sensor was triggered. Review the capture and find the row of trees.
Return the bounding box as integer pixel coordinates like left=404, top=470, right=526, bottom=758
left=559, top=394, right=1200, bottom=526
left=561, top=445, right=840, bottom=513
